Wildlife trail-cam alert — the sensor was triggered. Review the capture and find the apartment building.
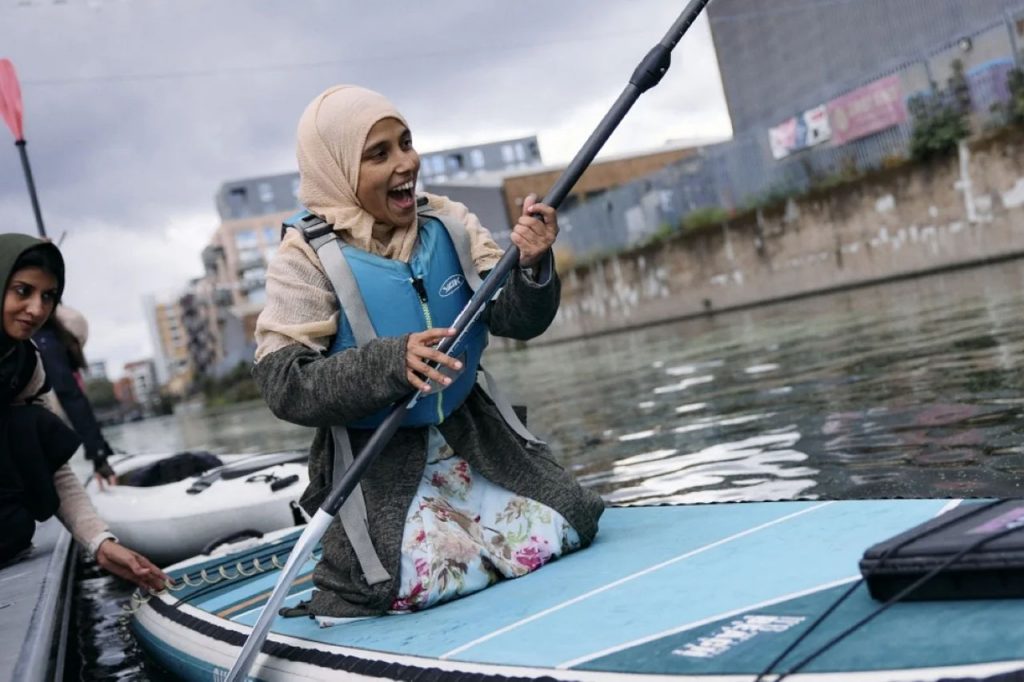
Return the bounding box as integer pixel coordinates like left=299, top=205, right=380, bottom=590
left=144, top=294, right=191, bottom=393
left=124, top=359, right=159, bottom=409
left=426, top=142, right=699, bottom=250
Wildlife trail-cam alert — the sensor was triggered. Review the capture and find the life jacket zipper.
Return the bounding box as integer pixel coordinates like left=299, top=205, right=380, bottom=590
left=410, top=275, right=444, bottom=423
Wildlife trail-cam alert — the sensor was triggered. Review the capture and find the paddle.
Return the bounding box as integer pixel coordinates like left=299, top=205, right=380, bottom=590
left=0, top=59, right=47, bottom=238
left=226, top=2, right=712, bottom=678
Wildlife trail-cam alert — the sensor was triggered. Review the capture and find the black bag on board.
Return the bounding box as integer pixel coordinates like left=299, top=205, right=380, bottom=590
left=860, top=499, right=1024, bottom=601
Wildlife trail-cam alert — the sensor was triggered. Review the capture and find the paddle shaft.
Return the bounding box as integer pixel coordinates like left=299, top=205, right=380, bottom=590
left=15, top=140, right=46, bottom=238
left=324, top=0, right=709, bottom=517
left=226, top=2, right=711, bottom=679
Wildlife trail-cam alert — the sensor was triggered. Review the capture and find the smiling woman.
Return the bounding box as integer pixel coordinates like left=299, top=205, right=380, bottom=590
left=0, top=233, right=167, bottom=591
left=356, top=118, right=420, bottom=227
left=3, top=259, right=59, bottom=341
left=251, top=84, right=604, bottom=619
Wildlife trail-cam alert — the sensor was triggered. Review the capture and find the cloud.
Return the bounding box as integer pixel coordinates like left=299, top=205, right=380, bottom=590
left=0, top=0, right=731, bottom=378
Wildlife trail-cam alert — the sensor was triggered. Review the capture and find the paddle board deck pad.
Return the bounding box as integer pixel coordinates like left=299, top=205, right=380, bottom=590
left=131, top=500, right=1024, bottom=681
left=88, top=451, right=308, bottom=564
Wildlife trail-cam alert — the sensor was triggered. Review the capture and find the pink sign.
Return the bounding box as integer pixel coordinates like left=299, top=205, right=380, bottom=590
left=827, top=75, right=907, bottom=146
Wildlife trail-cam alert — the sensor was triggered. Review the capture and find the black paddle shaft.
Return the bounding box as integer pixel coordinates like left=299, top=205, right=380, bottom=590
left=322, top=0, right=713, bottom=518
left=226, top=4, right=716, bottom=680
left=15, top=140, right=46, bottom=238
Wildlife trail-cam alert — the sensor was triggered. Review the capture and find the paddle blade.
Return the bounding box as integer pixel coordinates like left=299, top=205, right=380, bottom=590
left=0, top=59, right=25, bottom=141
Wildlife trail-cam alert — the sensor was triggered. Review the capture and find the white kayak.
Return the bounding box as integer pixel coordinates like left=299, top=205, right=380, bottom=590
left=86, top=451, right=308, bottom=565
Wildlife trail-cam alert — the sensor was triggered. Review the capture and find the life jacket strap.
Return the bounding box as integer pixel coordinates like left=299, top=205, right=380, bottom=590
left=289, top=215, right=379, bottom=347
left=416, top=204, right=484, bottom=292
left=330, top=425, right=391, bottom=585
left=478, top=366, right=545, bottom=446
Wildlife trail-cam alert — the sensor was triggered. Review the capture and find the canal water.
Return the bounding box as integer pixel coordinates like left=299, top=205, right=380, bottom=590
left=72, top=259, right=1024, bottom=679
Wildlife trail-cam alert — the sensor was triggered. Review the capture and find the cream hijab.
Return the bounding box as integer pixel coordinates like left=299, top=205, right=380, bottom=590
left=256, top=87, right=506, bottom=359
left=298, top=84, right=493, bottom=264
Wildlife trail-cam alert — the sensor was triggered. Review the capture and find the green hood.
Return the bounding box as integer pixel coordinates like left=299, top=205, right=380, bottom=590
left=0, top=233, right=66, bottom=346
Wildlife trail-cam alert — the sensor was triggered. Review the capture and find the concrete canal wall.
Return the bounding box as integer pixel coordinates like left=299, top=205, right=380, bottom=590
left=538, top=130, right=1024, bottom=343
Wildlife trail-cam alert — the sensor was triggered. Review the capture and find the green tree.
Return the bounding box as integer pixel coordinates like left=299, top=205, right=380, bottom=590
left=1001, top=65, right=1024, bottom=126
left=84, top=377, right=118, bottom=410
left=197, top=361, right=262, bottom=406
left=908, top=59, right=971, bottom=161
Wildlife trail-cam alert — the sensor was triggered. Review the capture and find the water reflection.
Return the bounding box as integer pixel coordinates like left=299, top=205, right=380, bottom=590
left=105, top=400, right=313, bottom=457
left=483, top=259, right=1024, bottom=504
left=104, top=258, right=1024, bottom=506
left=71, top=556, right=176, bottom=681
left=581, top=430, right=817, bottom=505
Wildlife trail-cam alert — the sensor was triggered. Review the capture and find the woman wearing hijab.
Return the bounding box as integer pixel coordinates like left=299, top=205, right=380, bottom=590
left=0, top=233, right=166, bottom=591
left=254, top=85, right=603, bottom=617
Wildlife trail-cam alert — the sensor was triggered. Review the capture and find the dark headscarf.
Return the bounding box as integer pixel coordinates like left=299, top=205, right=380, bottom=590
left=0, top=233, right=78, bottom=521
left=0, top=234, right=65, bottom=331
left=0, top=234, right=65, bottom=401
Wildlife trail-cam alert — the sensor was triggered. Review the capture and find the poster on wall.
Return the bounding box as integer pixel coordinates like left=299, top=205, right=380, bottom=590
left=769, top=105, right=831, bottom=160
left=827, top=74, right=907, bottom=145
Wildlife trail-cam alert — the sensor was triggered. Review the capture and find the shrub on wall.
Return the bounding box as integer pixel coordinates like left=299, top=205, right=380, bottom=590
left=999, top=64, right=1024, bottom=127
left=682, top=207, right=729, bottom=232
left=908, top=59, right=971, bottom=161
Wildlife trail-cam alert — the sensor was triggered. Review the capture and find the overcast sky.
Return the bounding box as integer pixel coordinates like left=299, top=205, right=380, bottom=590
left=0, top=0, right=731, bottom=379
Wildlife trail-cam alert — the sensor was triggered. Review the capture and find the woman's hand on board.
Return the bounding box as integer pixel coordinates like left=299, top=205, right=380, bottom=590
left=95, top=539, right=168, bottom=592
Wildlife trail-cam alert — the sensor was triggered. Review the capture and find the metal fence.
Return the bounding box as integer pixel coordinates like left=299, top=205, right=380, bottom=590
left=558, top=6, right=1024, bottom=260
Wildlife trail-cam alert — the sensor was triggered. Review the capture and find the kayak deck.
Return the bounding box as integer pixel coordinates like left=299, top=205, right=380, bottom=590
left=133, top=499, right=1024, bottom=680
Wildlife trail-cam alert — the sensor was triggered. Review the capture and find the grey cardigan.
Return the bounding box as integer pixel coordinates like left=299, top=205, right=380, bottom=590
left=254, top=261, right=605, bottom=616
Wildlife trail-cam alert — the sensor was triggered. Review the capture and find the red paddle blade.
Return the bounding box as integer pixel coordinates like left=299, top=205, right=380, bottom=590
left=0, top=59, right=25, bottom=141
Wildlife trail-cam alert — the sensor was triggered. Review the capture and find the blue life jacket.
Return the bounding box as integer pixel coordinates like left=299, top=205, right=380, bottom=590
left=283, top=208, right=488, bottom=429
left=281, top=200, right=544, bottom=586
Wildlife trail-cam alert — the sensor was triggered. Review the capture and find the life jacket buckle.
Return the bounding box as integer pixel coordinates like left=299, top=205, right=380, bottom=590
left=295, top=213, right=333, bottom=240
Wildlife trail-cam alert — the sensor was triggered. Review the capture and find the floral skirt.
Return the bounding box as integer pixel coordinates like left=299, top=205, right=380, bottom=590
left=389, top=427, right=580, bottom=612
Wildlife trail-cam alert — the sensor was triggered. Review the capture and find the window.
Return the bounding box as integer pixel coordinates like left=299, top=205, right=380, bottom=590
left=291, top=177, right=301, bottom=198
left=235, top=230, right=258, bottom=250
left=421, top=156, right=436, bottom=177
left=227, top=187, right=249, bottom=218
left=501, top=144, right=515, bottom=163
left=262, top=226, right=278, bottom=244
left=470, top=149, right=485, bottom=169
left=431, top=156, right=445, bottom=175
left=514, top=143, right=526, bottom=161
left=238, top=247, right=263, bottom=267
left=242, top=268, right=266, bottom=285
left=258, top=182, right=274, bottom=203
left=446, top=153, right=465, bottom=172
